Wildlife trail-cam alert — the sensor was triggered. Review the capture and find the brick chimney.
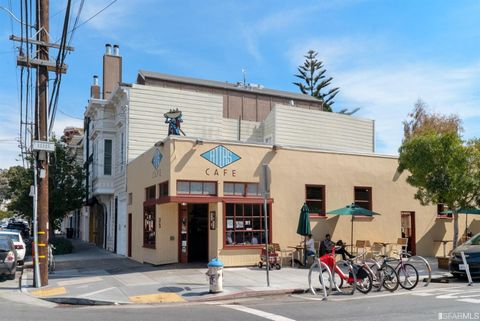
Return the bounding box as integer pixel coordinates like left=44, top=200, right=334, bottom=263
left=102, top=43, right=122, bottom=99
left=90, top=75, right=100, bottom=99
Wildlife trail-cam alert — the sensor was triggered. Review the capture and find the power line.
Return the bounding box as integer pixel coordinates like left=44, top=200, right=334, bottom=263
left=70, top=0, right=117, bottom=32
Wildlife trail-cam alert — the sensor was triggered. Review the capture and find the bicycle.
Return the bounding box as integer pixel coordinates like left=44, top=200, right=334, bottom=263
left=352, top=251, right=384, bottom=292
left=319, top=246, right=372, bottom=295
left=385, top=250, right=419, bottom=290
left=369, top=256, right=400, bottom=292
left=48, top=243, right=55, bottom=273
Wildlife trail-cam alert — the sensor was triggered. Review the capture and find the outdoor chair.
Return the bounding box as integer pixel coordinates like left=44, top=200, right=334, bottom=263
left=272, top=243, right=291, bottom=268
left=354, top=240, right=369, bottom=256
left=392, top=238, right=409, bottom=256
left=370, top=242, right=384, bottom=258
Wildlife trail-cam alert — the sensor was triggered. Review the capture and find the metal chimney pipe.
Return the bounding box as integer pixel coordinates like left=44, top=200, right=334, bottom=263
left=93, top=75, right=99, bottom=85
left=105, top=43, right=112, bottom=55
left=113, top=44, right=120, bottom=56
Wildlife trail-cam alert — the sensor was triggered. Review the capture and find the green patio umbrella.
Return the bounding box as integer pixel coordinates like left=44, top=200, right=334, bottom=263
left=297, top=203, right=311, bottom=266
left=327, top=203, right=381, bottom=252
left=444, top=208, right=480, bottom=238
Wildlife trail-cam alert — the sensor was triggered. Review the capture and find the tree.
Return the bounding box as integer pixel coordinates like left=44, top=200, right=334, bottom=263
left=4, top=140, right=84, bottom=235
left=293, top=50, right=339, bottom=112
left=398, top=102, right=480, bottom=249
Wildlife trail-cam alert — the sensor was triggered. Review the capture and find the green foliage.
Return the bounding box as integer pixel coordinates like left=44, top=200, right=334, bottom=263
left=398, top=103, right=480, bottom=248
left=50, top=237, right=73, bottom=255
left=293, top=50, right=339, bottom=112
left=0, top=210, right=13, bottom=220
left=3, top=141, right=84, bottom=232
left=3, top=166, right=33, bottom=218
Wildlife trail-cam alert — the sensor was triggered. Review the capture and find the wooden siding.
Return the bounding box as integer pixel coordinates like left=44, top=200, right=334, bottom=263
left=221, top=118, right=264, bottom=143
left=271, top=104, right=374, bottom=153
left=128, top=84, right=223, bottom=161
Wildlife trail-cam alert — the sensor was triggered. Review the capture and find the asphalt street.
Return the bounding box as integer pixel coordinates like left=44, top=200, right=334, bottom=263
left=1, top=278, right=479, bottom=321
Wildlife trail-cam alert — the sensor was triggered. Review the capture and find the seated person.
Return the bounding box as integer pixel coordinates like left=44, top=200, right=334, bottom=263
left=251, top=233, right=259, bottom=244
left=226, top=232, right=234, bottom=244
left=319, top=234, right=354, bottom=260
left=305, top=234, right=315, bottom=257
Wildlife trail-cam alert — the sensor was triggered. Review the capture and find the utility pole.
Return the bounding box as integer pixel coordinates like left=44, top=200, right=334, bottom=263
left=11, top=0, right=71, bottom=287
left=37, top=0, right=50, bottom=287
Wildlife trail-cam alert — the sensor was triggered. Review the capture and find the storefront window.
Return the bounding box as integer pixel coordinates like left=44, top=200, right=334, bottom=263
left=306, top=185, right=325, bottom=216
left=354, top=186, right=372, bottom=210
left=158, top=181, right=169, bottom=197
left=225, top=203, right=270, bottom=247
left=224, top=182, right=261, bottom=197
left=177, top=181, right=217, bottom=196
left=143, top=206, right=156, bottom=248
left=145, top=185, right=156, bottom=201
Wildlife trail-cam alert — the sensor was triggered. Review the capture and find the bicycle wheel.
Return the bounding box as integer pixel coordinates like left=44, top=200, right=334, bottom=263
left=334, top=260, right=356, bottom=295
left=381, top=264, right=399, bottom=292
left=308, top=260, right=332, bottom=297
left=397, top=263, right=418, bottom=290
left=356, top=271, right=373, bottom=294
left=366, top=261, right=384, bottom=292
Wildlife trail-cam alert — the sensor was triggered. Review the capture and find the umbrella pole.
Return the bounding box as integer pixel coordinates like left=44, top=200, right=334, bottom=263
left=351, top=216, right=354, bottom=253
left=304, top=236, right=307, bottom=267
left=466, top=214, right=468, bottom=240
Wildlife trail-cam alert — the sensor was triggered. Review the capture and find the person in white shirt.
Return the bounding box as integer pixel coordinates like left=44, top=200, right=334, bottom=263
left=305, top=234, right=315, bottom=257
left=251, top=234, right=259, bottom=244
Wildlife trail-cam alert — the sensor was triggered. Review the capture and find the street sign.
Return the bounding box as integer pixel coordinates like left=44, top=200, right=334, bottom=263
left=32, top=140, right=55, bottom=152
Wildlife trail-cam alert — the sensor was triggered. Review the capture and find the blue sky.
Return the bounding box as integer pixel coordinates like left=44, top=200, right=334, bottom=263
left=1, top=0, right=480, bottom=168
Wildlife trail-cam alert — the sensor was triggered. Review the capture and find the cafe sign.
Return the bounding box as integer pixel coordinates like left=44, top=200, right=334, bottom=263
left=201, top=145, right=240, bottom=177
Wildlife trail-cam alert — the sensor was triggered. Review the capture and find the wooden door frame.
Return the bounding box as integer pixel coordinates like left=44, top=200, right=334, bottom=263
left=178, top=204, right=189, bottom=263
left=401, top=211, right=416, bottom=255
left=127, top=213, right=132, bottom=257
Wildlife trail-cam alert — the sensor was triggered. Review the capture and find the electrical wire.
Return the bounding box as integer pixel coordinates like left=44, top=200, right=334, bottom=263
left=70, top=0, right=117, bottom=32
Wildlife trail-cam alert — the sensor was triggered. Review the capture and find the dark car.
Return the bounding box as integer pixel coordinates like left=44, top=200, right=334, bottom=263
left=449, top=233, right=480, bottom=278
left=6, top=222, right=30, bottom=240
left=0, top=236, right=17, bottom=280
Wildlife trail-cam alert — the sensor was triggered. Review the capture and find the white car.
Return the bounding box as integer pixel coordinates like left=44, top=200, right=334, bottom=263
left=0, top=231, right=26, bottom=264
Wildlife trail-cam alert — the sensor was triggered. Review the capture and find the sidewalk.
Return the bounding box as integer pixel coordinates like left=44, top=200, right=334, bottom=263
left=21, top=239, right=449, bottom=305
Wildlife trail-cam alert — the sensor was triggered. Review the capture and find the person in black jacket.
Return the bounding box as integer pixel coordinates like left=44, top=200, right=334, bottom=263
left=319, top=234, right=354, bottom=260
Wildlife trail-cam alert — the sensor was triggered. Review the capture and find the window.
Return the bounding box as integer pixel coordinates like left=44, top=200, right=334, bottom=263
left=128, top=193, right=132, bottom=205
left=354, top=187, right=372, bottom=211
left=306, top=185, right=325, bottom=216
left=104, top=139, right=112, bottom=175
left=176, top=181, right=217, bottom=195
left=143, top=206, right=156, bottom=248
left=145, top=185, right=156, bottom=200
left=224, top=203, right=270, bottom=247
left=224, top=182, right=261, bottom=197
left=437, top=203, right=452, bottom=218
left=158, top=181, right=168, bottom=197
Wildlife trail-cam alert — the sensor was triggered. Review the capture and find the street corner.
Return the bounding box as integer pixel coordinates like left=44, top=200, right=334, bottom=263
left=29, top=287, right=67, bottom=297
left=128, top=293, right=186, bottom=304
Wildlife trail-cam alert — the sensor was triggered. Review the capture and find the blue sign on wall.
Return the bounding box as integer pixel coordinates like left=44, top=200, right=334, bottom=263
left=151, top=149, right=163, bottom=169
left=201, top=145, right=240, bottom=168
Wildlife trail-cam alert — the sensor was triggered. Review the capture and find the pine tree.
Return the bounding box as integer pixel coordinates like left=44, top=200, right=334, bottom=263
left=293, top=50, right=339, bottom=112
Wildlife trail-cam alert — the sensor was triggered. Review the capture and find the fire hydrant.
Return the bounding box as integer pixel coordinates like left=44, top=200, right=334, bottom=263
left=206, top=258, right=224, bottom=293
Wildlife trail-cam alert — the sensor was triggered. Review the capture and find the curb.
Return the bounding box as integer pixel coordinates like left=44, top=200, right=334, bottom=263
left=191, top=288, right=308, bottom=302
left=42, top=297, right=124, bottom=306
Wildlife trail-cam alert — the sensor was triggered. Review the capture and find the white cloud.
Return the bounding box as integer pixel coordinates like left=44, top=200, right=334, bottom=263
left=51, top=114, right=83, bottom=139
left=287, top=37, right=480, bottom=155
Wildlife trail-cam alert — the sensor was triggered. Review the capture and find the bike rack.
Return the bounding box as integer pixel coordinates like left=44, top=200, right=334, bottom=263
left=406, top=255, right=431, bottom=287
left=308, top=260, right=333, bottom=300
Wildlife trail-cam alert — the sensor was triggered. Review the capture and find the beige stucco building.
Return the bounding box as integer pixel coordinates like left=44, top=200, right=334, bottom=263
left=126, top=135, right=468, bottom=267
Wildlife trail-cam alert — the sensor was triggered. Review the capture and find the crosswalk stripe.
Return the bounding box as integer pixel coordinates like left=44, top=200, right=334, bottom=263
left=222, top=304, right=296, bottom=321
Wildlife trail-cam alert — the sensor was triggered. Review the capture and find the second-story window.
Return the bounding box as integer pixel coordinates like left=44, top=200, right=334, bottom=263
left=354, top=186, right=372, bottom=211
left=224, top=182, right=260, bottom=197
left=177, top=181, right=217, bottom=196
left=104, top=139, right=112, bottom=175
left=306, top=185, right=325, bottom=216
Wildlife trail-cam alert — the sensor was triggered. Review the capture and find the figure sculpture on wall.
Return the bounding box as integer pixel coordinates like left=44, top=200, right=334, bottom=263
left=164, top=108, right=185, bottom=136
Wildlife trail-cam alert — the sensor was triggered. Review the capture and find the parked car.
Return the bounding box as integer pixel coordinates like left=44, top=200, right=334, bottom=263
left=6, top=222, right=30, bottom=240
left=0, top=231, right=26, bottom=265
left=449, top=232, right=480, bottom=278
left=0, top=236, right=17, bottom=280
